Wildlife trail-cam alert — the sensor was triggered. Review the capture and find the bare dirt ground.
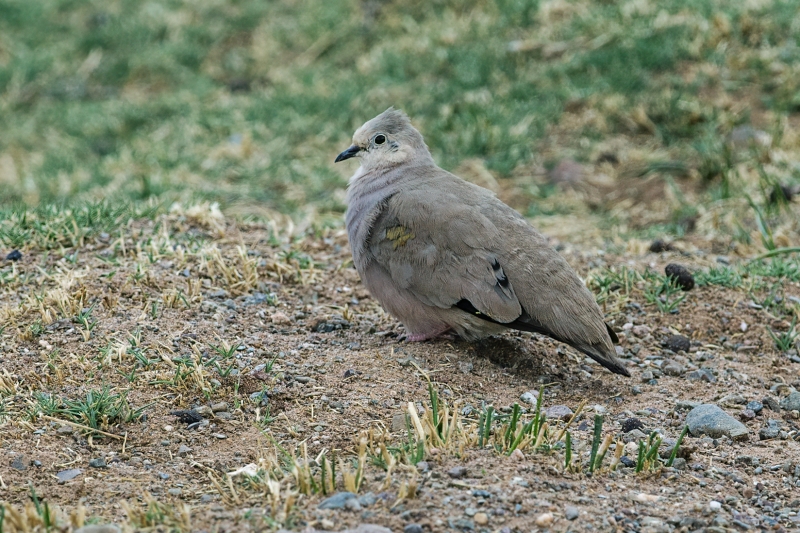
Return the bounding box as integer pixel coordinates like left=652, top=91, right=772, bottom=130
left=1, top=207, right=800, bottom=532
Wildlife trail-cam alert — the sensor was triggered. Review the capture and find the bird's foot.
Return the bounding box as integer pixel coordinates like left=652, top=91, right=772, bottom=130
left=404, top=326, right=452, bottom=342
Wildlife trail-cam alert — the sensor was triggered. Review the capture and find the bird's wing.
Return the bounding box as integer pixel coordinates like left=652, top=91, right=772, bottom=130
left=367, top=182, right=523, bottom=324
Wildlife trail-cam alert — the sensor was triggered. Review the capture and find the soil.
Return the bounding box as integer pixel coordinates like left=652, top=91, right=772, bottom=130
left=1, top=212, right=799, bottom=532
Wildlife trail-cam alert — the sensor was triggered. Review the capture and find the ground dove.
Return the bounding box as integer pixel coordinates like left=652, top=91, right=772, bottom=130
left=336, top=108, right=629, bottom=376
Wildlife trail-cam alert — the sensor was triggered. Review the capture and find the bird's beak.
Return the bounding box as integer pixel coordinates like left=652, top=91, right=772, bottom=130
left=335, top=145, right=361, bottom=163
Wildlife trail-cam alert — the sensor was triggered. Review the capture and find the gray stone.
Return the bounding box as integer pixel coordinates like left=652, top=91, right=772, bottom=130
left=520, top=391, right=539, bottom=406
left=391, top=413, right=407, bottom=432
left=664, top=335, right=690, bottom=353
left=177, top=445, right=192, bottom=457
left=10, top=455, right=26, bottom=471
left=358, top=492, right=378, bottom=507
left=663, top=362, right=684, bottom=376
left=686, top=404, right=749, bottom=440
left=346, top=526, right=392, bottom=533
left=759, top=419, right=782, bottom=440
left=719, top=393, right=747, bottom=406
left=686, top=368, right=716, bottom=383
left=167, top=488, right=182, bottom=496
left=211, top=402, right=228, bottom=412
left=762, top=396, right=780, bottom=411
left=88, top=458, right=107, bottom=468
left=565, top=506, right=580, bottom=520
left=416, top=461, right=430, bottom=473
left=404, top=525, right=424, bottom=533
left=344, top=497, right=362, bottom=511
left=780, top=391, right=800, bottom=412
left=448, top=466, right=467, bottom=479
left=56, top=468, right=82, bottom=482
left=74, top=526, right=122, bottom=533
left=318, top=491, right=357, bottom=510
left=746, top=401, right=763, bottom=414
left=544, top=405, right=573, bottom=421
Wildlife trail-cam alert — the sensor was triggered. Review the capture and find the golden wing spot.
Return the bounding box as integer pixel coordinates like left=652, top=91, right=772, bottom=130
left=385, top=225, right=415, bottom=249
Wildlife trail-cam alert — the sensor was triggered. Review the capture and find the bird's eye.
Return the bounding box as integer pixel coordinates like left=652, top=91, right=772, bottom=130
left=374, top=134, right=386, bottom=145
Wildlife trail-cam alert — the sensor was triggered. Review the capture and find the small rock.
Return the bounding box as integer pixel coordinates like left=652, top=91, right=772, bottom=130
left=318, top=491, right=357, bottom=510
left=520, top=391, right=539, bottom=405
left=759, top=419, right=781, bottom=440
left=635, top=493, right=660, bottom=503
left=544, top=405, right=573, bottom=421
left=686, top=369, right=716, bottom=383
left=448, top=466, right=467, bottom=479
left=88, top=458, right=107, bottom=468
left=177, top=445, right=192, bottom=457
left=621, top=418, right=645, bottom=433
left=168, top=488, right=182, bottom=497
left=664, top=335, right=691, bottom=353
left=458, top=361, right=474, bottom=374
left=565, top=506, right=580, bottom=520
left=719, top=393, right=747, bottom=407
left=74, top=526, right=122, bottom=533
left=57, top=425, right=74, bottom=434
left=474, top=512, right=489, bottom=526
left=663, top=362, right=685, bottom=376
left=535, top=512, right=554, bottom=527
left=641, top=370, right=654, bottom=382
left=686, top=404, right=749, bottom=440
left=404, top=525, right=424, bottom=533
left=746, top=401, right=763, bottom=414
left=5, top=250, right=22, bottom=261
left=728, top=125, right=772, bottom=149
left=358, top=492, right=378, bottom=507
left=672, top=458, right=687, bottom=470
left=194, top=405, right=214, bottom=417
left=392, top=413, right=407, bottom=432
left=632, top=325, right=652, bottom=338
left=780, top=391, right=800, bottom=412
left=10, top=455, right=26, bottom=471
left=762, top=396, right=780, bottom=412
left=620, top=456, right=636, bottom=468
left=56, top=468, right=82, bottom=482
left=416, top=461, right=430, bottom=473
left=665, top=263, right=694, bottom=291
left=213, top=433, right=227, bottom=439
left=649, top=240, right=673, bottom=253
left=343, top=368, right=358, bottom=378
left=344, top=497, right=362, bottom=511
left=211, top=402, right=228, bottom=413
left=740, top=409, right=756, bottom=420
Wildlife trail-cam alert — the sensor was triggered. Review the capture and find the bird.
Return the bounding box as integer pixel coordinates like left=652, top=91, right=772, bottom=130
left=335, top=108, right=630, bottom=376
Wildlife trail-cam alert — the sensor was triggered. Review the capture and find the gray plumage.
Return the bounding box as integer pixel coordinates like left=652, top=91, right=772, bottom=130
left=336, top=108, right=629, bottom=376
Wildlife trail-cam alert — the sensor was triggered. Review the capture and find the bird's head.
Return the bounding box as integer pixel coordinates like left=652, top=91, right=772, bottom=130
left=335, top=107, right=430, bottom=171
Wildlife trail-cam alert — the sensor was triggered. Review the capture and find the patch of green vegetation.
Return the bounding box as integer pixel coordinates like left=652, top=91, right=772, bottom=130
left=29, top=386, right=144, bottom=431
left=0, top=0, right=798, bottom=226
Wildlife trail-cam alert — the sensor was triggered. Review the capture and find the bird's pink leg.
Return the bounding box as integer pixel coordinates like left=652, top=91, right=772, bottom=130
left=404, top=326, right=452, bottom=342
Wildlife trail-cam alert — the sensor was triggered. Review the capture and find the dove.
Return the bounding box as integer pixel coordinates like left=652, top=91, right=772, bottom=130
left=336, top=108, right=630, bottom=376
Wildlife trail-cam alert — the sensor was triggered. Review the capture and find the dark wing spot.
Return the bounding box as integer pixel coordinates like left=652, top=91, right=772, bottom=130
left=491, top=259, right=501, bottom=271
left=497, top=274, right=509, bottom=289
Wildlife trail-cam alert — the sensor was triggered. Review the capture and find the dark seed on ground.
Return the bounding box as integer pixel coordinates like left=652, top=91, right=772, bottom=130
left=665, top=263, right=694, bottom=290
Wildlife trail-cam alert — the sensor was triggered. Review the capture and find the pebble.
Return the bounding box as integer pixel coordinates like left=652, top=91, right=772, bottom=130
left=632, top=325, right=651, bottom=338
left=318, top=491, right=357, bottom=510
left=664, top=335, right=691, bottom=353
left=565, top=506, right=580, bottom=520
left=194, top=405, right=214, bottom=417
left=641, top=370, right=653, bottom=382
left=686, top=404, right=750, bottom=440
left=391, top=413, right=407, bottom=432
left=168, top=488, right=182, bottom=497
left=520, top=391, right=539, bottom=405
left=663, top=362, right=684, bottom=376
left=56, top=468, right=82, bottom=482
left=762, top=396, right=780, bottom=411
left=719, top=393, right=747, bottom=406
left=678, top=400, right=702, bottom=411
left=11, top=455, right=26, bottom=471
left=665, top=263, right=694, bottom=291
left=759, top=419, right=781, bottom=440
left=211, top=402, right=228, bottom=412
left=344, top=498, right=362, bottom=511
left=88, top=458, right=107, bottom=468
left=544, top=405, right=573, bottom=421
left=448, top=466, right=467, bottom=479
left=403, top=525, right=423, bottom=533
left=416, top=461, right=430, bottom=473
left=458, top=361, right=474, bottom=374
left=213, top=433, right=227, bottom=439
left=621, top=418, right=645, bottom=433
left=474, top=512, right=489, bottom=525
left=780, top=391, right=800, bottom=411
left=177, top=445, right=192, bottom=457
left=746, top=401, right=763, bottom=414
left=358, top=492, right=378, bottom=507
left=686, top=369, right=716, bottom=383
left=74, top=526, right=122, bottom=533
left=535, top=512, right=554, bottom=527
